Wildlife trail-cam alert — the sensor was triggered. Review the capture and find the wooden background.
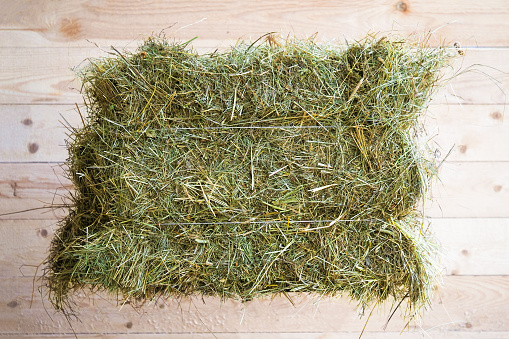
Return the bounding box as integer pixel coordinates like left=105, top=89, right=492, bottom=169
left=1, top=0, right=508, bottom=338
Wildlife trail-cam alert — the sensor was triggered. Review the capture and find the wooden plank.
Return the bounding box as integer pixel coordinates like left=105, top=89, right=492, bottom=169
left=0, top=220, right=55, bottom=277
left=0, top=48, right=101, bottom=105
left=0, top=276, right=506, bottom=334
left=0, top=0, right=508, bottom=47
left=1, top=218, right=506, bottom=278
left=432, top=218, right=509, bottom=276
left=2, top=332, right=509, bottom=339
left=0, top=163, right=70, bottom=220
left=427, top=104, right=509, bottom=163
left=1, top=161, right=509, bottom=219
left=0, top=47, right=507, bottom=105
left=1, top=104, right=507, bottom=163
left=0, top=105, right=80, bottom=163
left=426, top=161, right=509, bottom=218
left=0, top=30, right=233, bottom=51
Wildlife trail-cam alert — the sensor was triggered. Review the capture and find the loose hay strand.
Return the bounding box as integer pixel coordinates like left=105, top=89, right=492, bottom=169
left=46, top=34, right=455, bottom=320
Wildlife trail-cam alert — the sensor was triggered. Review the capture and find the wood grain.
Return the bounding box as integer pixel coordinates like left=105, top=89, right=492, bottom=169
left=0, top=0, right=508, bottom=47
left=1, top=218, right=506, bottom=278
left=0, top=105, right=79, bottom=163
left=0, top=48, right=100, bottom=105
left=3, top=333, right=509, bottom=339
left=0, top=220, right=56, bottom=277
left=0, top=47, right=507, bottom=105
left=0, top=163, right=70, bottom=220
left=426, top=161, right=509, bottom=218
left=426, top=104, right=509, bottom=163
left=432, top=218, right=509, bottom=276
left=1, top=104, right=507, bottom=163
left=0, top=276, right=506, bottom=334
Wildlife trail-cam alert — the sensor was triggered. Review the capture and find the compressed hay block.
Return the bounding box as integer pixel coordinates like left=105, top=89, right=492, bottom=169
left=47, top=35, right=453, bottom=316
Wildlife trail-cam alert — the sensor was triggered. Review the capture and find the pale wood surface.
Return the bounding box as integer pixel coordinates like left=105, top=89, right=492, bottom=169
left=0, top=276, right=507, bottom=334
left=2, top=334, right=509, bottom=339
left=1, top=0, right=508, bottom=338
left=1, top=0, right=508, bottom=47
left=3, top=335, right=509, bottom=339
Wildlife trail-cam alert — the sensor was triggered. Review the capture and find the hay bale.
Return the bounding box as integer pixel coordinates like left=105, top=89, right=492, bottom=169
left=47, top=34, right=453, bottom=317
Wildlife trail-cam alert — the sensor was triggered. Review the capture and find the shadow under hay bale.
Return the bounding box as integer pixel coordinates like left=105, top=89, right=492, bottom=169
left=46, top=34, right=455, bottom=319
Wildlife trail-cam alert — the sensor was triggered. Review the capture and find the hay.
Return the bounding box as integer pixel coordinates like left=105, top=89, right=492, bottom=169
left=46, top=34, right=454, bottom=318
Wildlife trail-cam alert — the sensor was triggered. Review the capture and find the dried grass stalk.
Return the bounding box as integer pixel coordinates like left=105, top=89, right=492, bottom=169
left=46, top=34, right=454, bottom=318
